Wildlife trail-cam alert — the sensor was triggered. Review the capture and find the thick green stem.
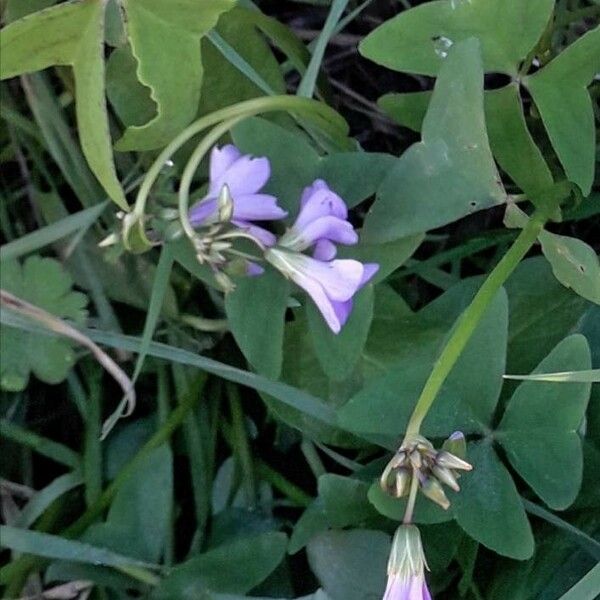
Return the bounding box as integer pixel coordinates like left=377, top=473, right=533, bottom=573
left=404, top=212, right=546, bottom=438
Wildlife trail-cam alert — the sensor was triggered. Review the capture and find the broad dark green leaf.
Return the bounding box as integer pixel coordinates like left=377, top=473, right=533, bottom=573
left=359, top=0, right=554, bottom=76
left=0, top=257, right=88, bottom=390
left=451, top=441, right=534, bottom=560
left=150, top=532, right=287, bottom=598
left=362, top=39, right=505, bottom=242
left=307, top=530, right=388, bottom=600
left=116, top=0, right=236, bottom=150
left=378, top=91, right=430, bottom=132
left=497, top=335, right=592, bottom=510
left=524, top=27, right=600, bottom=195
left=318, top=474, right=379, bottom=528
left=225, top=270, right=290, bottom=379
left=338, top=282, right=508, bottom=439
left=539, top=231, right=600, bottom=305
left=505, top=257, right=590, bottom=374
left=0, top=0, right=127, bottom=209
left=306, top=285, right=374, bottom=381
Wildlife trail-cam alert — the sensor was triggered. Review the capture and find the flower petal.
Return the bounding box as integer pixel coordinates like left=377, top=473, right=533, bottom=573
left=361, top=262, right=380, bottom=285
left=230, top=194, right=287, bottom=221
left=210, top=144, right=242, bottom=182
left=295, top=180, right=348, bottom=230
left=209, top=155, right=271, bottom=197
left=188, top=198, right=217, bottom=227
left=232, top=220, right=277, bottom=247
left=246, top=261, right=265, bottom=276
left=282, top=216, right=358, bottom=251
left=291, top=269, right=342, bottom=334
left=313, top=239, right=337, bottom=261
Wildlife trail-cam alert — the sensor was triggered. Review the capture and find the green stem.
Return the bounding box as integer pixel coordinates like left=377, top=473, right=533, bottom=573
left=404, top=212, right=546, bottom=438
left=403, top=472, right=420, bottom=524
left=255, top=461, right=313, bottom=508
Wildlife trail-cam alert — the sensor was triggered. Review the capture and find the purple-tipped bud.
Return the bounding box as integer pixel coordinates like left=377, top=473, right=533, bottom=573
left=435, top=451, right=473, bottom=472
left=442, top=431, right=467, bottom=460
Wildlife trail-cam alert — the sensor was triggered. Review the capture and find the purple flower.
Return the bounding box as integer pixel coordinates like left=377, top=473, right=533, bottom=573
left=188, top=144, right=287, bottom=246
left=383, top=525, right=432, bottom=600
left=268, top=179, right=378, bottom=333
left=383, top=574, right=432, bottom=600
left=279, top=179, right=358, bottom=260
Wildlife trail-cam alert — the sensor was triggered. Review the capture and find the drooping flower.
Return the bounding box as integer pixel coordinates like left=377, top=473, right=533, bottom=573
left=384, top=525, right=432, bottom=600
left=188, top=144, right=287, bottom=247
left=267, top=180, right=378, bottom=333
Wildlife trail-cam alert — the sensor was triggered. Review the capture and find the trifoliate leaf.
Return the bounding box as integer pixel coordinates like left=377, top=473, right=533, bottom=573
left=0, top=256, right=87, bottom=391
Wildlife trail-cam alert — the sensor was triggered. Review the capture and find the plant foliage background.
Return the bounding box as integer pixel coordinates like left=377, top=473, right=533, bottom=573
left=0, top=0, right=599, bottom=599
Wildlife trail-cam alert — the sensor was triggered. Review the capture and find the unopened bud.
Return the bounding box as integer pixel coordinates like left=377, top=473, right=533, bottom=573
left=436, top=450, right=472, bottom=472
left=409, top=450, right=422, bottom=470
left=98, top=232, right=119, bottom=248
left=420, top=477, right=450, bottom=510
left=432, top=465, right=460, bottom=492
left=217, top=184, right=234, bottom=223
left=442, top=431, right=467, bottom=460
left=395, top=468, right=411, bottom=498
left=214, top=270, right=235, bottom=293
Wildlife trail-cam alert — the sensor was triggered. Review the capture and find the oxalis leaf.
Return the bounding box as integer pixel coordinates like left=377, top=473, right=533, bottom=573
left=0, top=0, right=127, bottom=210
left=0, top=256, right=87, bottom=391
left=524, top=26, right=600, bottom=196
left=116, top=0, right=236, bottom=151
left=362, top=38, right=506, bottom=242
left=497, top=335, right=592, bottom=510
left=359, top=0, right=555, bottom=76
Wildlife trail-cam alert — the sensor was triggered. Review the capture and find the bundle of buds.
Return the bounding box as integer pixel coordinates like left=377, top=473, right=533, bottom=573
left=380, top=432, right=473, bottom=510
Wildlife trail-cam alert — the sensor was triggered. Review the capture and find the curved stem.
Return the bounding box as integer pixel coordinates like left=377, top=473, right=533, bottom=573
left=403, top=472, right=420, bottom=524
left=132, top=95, right=347, bottom=219
left=404, top=212, right=546, bottom=438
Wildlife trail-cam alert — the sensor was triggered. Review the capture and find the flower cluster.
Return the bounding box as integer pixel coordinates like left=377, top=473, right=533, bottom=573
left=188, top=144, right=378, bottom=333
left=380, top=432, right=472, bottom=510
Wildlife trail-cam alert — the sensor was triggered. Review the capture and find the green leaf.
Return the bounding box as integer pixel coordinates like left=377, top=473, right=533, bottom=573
left=539, top=231, right=600, bottom=305
left=0, top=525, right=156, bottom=571
left=318, top=474, right=379, bottom=527
left=0, top=256, right=87, bottom=390
left=497, top=335, right=592, bottom=510
left=505, top=257, right=590, bottom=375
left=116, top=0, right=235, bottom=150
left=504, top=369, right=600, bottom=383
left=307, top=530, right=388, bottom=600
left=0, top=1, right=128, bottom=209
left=524, top=26, right=600, bottom=195
left=338, top=281, right=508, bottom=439
left=359, top=0, right=554, bottom=76
left=306, top=285, right=374, bottom=381
left=362, top=38, right=505, bottom=242
left=378, top=91, right=430, bottom=132
left=150, top=532, right=287, bottom=598
left=452, top=441, right=534, bottom=560
left=484, top=85, right=554, bottom=206
left=225, top=270, right=290, bottom=379
left=557, top=563, right=600, bottom=600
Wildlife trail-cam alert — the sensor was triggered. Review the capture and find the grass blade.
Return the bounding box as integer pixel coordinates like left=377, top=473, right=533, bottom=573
left=557, top=562, right=600, bottom=600
left=504, top=369, right=600, bottom=383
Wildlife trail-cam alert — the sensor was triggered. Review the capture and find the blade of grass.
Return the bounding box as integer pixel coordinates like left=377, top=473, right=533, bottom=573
left=504, top=369, right=600, bottom=383
left=0, top=420, right=80, bottom=469
left=101, top=244, right=175, bottom=439
left=14, top=471, right=83, bottom=529
left=523, top=498, right=600, bottom=560
left=0, top=202, right=108, bottom=262
left=557, top=562, right=600, bottom=600
left=297, top=0, right=350, bottom=98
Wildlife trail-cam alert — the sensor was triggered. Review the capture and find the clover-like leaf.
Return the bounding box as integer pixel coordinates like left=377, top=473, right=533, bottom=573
left=0, top=256, right=87, bottom=391
left=539, top=231, right=600, bottom=305
left=115, top=0, right=236, bottom=151
left=0, top=0, right=127, bottom=210
left=362, top=38, right=505, bottom=243
left=524, top=26, right=600, bottom=196
left=497, top=335, right=592, bottom=510
left=359, top=0, right=555, bottom=76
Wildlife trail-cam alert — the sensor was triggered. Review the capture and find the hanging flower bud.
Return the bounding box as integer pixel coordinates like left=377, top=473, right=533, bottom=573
left=420, top=476, right=450, bottom=510
left=384, top=525, right=431, bottom=600
left=441, top=431, right=468, bottom=460
left=217, top=184, right=234, bottom=223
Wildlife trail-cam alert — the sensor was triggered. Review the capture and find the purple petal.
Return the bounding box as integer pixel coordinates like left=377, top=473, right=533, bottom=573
left=383, top=575, right=430, bottom=600
left=421, top=581, right=432, bottom=600
left=209, top=154, right=271, bottom=197
left=290, top=255, right=364, bottom=302
left=299, top=216, right=358, bottom=247
left=246, top=261, right=265, bottom=276
left=232, top=220, right=277, bottom=247
left=293, top=270, right=342, bottom=334
left=230, top=194, right=287, bottom=221
left=295, top=180, right=348, bottom=231
left=188, top=198, right=217, bottom=227
left=313, top=239, right=337, bottom=261
left=361, top=262, right=380, bottom=285
left=210, top=145, right=242, bottom=182
left=331, top=298, right=353, bottom=329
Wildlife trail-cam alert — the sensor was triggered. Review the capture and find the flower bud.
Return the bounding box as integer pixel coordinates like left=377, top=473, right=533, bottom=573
left=217, top=184, right=234, bottom=223
left=432, top=465, right=460, bottom=492
left=435, top=450, right=472, bottom=472
left=384, top=525, right=431, bottom=600
left=442, top=431, right=467, bottom=459
left=394, top=468, right=411, bottom=498
left=420, top=476, right=450, bottom=510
